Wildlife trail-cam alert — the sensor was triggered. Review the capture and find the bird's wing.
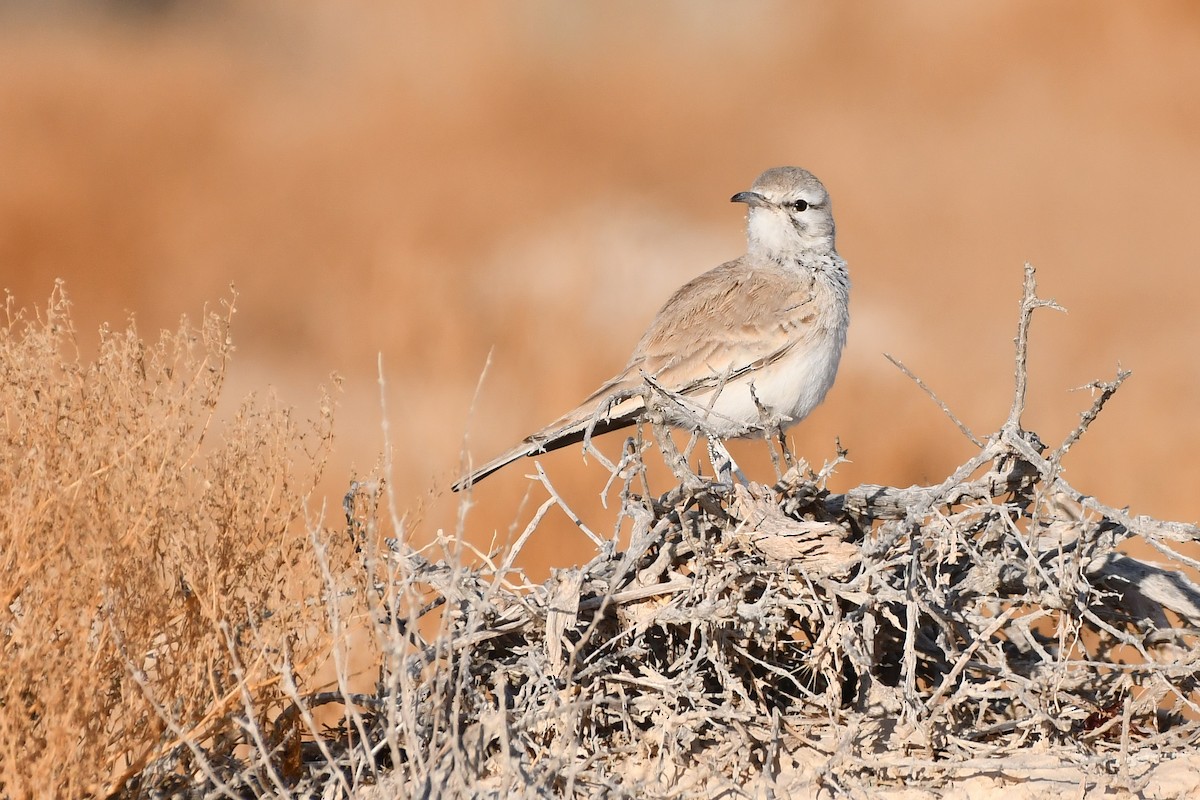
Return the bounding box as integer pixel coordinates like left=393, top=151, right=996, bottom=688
left=630, top=258, right=820, bottom=393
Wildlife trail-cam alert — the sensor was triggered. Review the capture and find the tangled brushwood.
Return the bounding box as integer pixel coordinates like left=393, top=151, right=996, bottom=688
left=325, top=266, right=1200, bottom=797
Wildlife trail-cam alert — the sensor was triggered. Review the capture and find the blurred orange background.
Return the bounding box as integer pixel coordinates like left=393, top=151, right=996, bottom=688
left=4, top=2, right=1199, bottom=577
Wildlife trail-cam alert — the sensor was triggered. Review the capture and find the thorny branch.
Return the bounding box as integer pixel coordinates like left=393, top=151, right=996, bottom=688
left=1008, top=262, right=1066, bottom=430
left=884, top=353, right=983, bottom=448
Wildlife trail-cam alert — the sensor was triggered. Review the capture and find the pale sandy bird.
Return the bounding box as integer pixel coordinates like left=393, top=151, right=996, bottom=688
left=452, top=166, right=850, bottom=491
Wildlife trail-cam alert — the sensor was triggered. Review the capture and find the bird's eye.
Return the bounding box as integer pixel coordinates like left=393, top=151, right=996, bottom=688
left=790, top=199, right=809, bottom=212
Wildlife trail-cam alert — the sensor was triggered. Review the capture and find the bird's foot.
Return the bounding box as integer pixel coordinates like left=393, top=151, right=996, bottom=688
left=707, top=439, right=749, bottom=487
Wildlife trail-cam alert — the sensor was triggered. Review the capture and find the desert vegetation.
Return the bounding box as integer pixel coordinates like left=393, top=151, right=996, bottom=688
left=5, top=269, right=1200, bottom=798
left=0, top=285, right=343, bottom=796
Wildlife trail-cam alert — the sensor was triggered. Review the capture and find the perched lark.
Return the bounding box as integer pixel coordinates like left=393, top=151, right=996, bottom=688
left=453, top=166, right=850, bottom=491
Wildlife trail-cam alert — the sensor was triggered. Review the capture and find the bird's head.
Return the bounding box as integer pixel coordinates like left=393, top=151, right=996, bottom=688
left=732, top=166, right=835, bottom=260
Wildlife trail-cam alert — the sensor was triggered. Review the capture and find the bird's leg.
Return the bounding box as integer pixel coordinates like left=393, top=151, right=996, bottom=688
left=776, top=425, right=796, bottom=470
left=706, top=438, right=748, bottom=486
left=642, top=370, right=751, bottom=487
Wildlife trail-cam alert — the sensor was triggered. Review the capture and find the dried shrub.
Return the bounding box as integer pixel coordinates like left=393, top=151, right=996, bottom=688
left=0, top=284, right=336, bottom=797
left=333, top=267, right=1200, bottom=797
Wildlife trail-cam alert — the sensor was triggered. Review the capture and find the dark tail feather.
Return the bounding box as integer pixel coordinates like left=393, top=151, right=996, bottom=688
left=451, top=412, right=640, bottom=492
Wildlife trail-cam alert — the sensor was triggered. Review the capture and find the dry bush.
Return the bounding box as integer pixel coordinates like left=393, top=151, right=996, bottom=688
left=0, top=284, right=337, bottom=797
left=323, top=268, right=1200, bottom=797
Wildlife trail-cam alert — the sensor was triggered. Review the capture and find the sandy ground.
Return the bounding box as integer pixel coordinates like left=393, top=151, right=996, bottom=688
left=351, top=749, right=1200, bottom=799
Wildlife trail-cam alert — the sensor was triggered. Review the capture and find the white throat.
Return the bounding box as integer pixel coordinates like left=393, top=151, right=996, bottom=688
left=746, top=209, right=834, bottom=262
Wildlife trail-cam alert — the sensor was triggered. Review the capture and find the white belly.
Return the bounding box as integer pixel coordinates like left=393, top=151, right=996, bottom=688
left=667, top=329, right=845, bottom=438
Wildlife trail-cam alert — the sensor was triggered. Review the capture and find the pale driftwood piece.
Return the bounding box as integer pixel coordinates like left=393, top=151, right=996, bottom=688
left=545, top=568, right=584, bottom=676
